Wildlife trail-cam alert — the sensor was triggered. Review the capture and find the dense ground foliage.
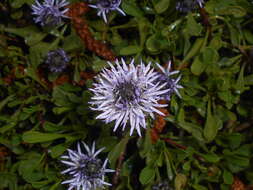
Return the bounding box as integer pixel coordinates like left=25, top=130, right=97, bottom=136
left=1, top=0, right=253, bottom=189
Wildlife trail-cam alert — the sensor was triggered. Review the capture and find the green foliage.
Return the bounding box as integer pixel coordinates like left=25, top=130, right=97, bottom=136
left=0, top=0, right=253, bottom=189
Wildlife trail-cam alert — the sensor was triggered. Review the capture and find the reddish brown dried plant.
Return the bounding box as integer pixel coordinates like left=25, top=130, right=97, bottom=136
left=150, top=100, right=169, bottom=143
left=66, top=2, right=116, bottom=61
left=231, top=177, right=246, bottom=190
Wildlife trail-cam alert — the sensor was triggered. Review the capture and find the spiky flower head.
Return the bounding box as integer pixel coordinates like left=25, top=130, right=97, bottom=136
left=156, top=61, right=183, bottom=101
left=176, top=0, right=204, bottom=13
left=45, top=48, right=70, bottom=72
left=89, top=58, right=170, bottom=136
left=31, top=0, right=69, bottom=26
left=61, top=142, right=114, bottom=190
left=89, top=0, right=126, bottom=23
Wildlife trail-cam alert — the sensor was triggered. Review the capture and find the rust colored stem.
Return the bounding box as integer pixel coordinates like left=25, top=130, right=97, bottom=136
left=66, top=2, right=116, bottom=61
left=199, top=7, right=212, bottom=39
left=112, top=151, right=125, bottom=188
left=162, top=138, right=187, bottom=150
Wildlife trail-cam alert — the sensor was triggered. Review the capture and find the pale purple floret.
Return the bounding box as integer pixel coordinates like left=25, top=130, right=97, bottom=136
left=45, top=49, right=69, bottom=72
left=176, top=0, right=204, bottom=13
left=61, top=142, right=114, bottom=190
left=89, top=0, right=126, bottom=23
left=89, top=58, right=170, bottom=136
left=31, top=0, right=69, bottom=26
left=156, top=61, right=183, bottom=101
left=152, top=180, right=171, bottom=190
left=197, top=0, right=205, bottom=7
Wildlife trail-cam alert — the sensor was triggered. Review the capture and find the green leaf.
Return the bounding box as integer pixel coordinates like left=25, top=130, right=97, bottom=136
left=234, top=63, right=246, bottom=94
left=138, top=18, right=150, bottom=47
left=182, top=160, right=191, bottom=171
left=154, top=0, right=170, bottom=14
left=122, top=1, right=144, bottom=17
left=182, top=38, right=204, bottom=64
left=92, top=59, right=107, bottom=72
left=216, top=133, right=242, bottom=149
left=243, top=29, right=253, bottom=44
left=164, top=150, right=174, bottom=180
left=49, top=181, right=61, bottom=190
left=52, top=86, right=77, bottom=107
left=223, top=6, right=246, bottom=17
left=53, top=107, right=72, bottom=114
left=0, top=122, right=17, bottom=134
left=4, top=26, right=45, bottom=46
left=186, top=13, right=203, bottom=36
left=43, top=121, right=62, bottom=132
left=166, top=115, right=204, bottom=142
left=223, top=170, right=233, bottom=184
left=62, top=32, right=84, bottom=51
left=139, top=128, right=153, bottom=158
left=202, top=47, right=219, bottom=64
left=234, top=144, right=251, bottom=157
left=175, top=173, right=187, bottom=190
left=139, top=166, right=155, bottom=185
left=191, top=56, right=206, bottom=75
left=192, top=184, right=208, bottom=190
left=22, top=131, right=66, bottom=143
left=228, top=24, right=241, bottom=46
left=146, top=34, right=168, bottom=54
left=50, top=144, right=67, bottom=158
left=108, top=136, right=129, bottom=168
left=225, top=154, right=250, bottom=168
left=31, top=180, right=50, bottom=188
left=119, top=45, right=142, bottom=55
left=0, top=172, right=18, bottom=190
left=209, top=35, right=222, bottom=50
left=203, top=100, right=221, bottom=142
left=18, top=153, right=45, bottom=182
left=26, top=32, right=47, bottom=46
left=199, top=153, right=221, bottom=163
left=11, top=0, right=34, bottom=8
left=0, top=95, right=15, bottom=112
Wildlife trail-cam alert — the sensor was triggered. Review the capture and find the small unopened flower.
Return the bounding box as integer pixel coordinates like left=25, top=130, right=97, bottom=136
left=45, top=49, right=69, bottom=72
left=156, top=61, right=183, bottom=101
left=152, top=180, right=172, bottom=190
left=61, top=142, right=114, bottom=190
left=89, top=58, right=169, bottom=136
left=31, top=0, right=69, bottom=26
left=176, top=0, right=204, bottom=13
left=89, top=0, right=126, bottom=23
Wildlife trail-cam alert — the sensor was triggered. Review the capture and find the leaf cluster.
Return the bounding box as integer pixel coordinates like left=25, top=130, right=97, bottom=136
left=0, top=0, right=253, bottom=189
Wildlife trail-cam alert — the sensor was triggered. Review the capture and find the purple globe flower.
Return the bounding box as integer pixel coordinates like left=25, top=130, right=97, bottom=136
left=45, top=49, right=69, bottom=73
left=156, top=61, right=183, bottom=101
left=89, top=58, right=170, bottom=136
left=89, top=0, right=126, bottom=23
left=61, top=142, right=114, bottom=190
left=176, top=0, right=204, bottom=13
left=31, top=0, right=69, bottom=26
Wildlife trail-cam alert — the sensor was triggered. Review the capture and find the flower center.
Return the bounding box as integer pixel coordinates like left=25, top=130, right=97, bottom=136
left=83, top=158, right=103, bottom=179
left=41, top=8, right=60, bottom=26
left=46, top=50, right=68, bottom=72
left=114, top=81, right=141, bottom=106
left=52, top=53, right=64, bottom=66
left=99, top=0, right=120, bottom=8
left=99, top=0, right=111, bottom=8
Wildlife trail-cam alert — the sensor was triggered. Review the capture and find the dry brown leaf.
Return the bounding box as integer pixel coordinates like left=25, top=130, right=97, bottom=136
left=66, top=2, right=116, bottom=61
left=231, top=177, right=246, bottom=190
